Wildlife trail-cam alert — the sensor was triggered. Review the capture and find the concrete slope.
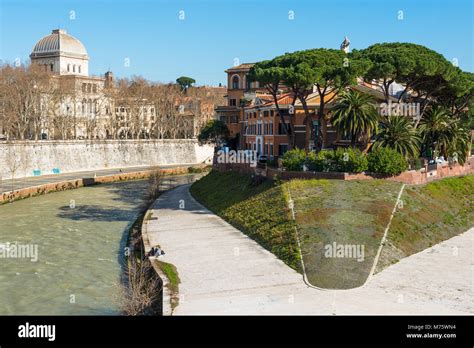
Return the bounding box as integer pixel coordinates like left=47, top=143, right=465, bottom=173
left=146, top=184, right=473, bottom=315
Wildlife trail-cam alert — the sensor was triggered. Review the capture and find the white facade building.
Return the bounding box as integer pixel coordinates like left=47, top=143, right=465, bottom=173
left=30, top=29, right=89, bottom=77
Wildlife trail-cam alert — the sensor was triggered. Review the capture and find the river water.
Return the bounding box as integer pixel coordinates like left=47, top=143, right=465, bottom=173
left=0, top=179, right=157, bottom=315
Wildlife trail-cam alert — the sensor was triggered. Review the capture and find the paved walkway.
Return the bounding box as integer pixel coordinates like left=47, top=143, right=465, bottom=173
left=0, top=164, right=184, bottom=194
left=146, top=184, right=473, bottom=315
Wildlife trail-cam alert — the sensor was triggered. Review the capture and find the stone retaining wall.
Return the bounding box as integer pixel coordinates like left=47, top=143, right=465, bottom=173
left=0, top=139, right=214, bottom=180
left=0, top=165, right=202, bottom=204
left=215, top=156, right=474, bottom=185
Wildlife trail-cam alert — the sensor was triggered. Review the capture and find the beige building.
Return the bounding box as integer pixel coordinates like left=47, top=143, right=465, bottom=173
left=30, top=29, right=116, bottom=139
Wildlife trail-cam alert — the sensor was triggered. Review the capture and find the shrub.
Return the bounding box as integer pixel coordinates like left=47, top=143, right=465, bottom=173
left=330, top=148, right=368, bottom=173
left=306, top=150, right=331, bottom=172
left=367, top=147, right=408, bottom=175
left=306, top=148, right=368, bottom=173
left=281, top=148, right=306, bottom=171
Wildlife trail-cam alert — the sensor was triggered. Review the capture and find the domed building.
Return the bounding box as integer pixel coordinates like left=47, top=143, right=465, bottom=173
left=25, top=29, right=164, bottom=140
left=30, top=29, right=90, bottom=77
left=29, top=29, right=117, bottom=139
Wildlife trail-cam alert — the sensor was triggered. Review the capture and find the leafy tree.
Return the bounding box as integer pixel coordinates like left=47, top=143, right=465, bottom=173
left=197, top=119, right=229, bottom=145
left=432, top=70, right=474, bottom=118
left=359, top=43, right=454, bottom=103
left=249, top=60, right=295, bottom=147
left=176, top=76, right=196, bottom=93
left=277, top=49, right=367, bottom=151
left=330, top=89, right=379, bottom=147
left=373, top=116, right=421, bottom=159
left=250, top=48, right=368, bottom=152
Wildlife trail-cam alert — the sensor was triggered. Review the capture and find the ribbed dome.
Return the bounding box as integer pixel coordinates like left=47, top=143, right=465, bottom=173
left=30, top=29, right=88, bottom=59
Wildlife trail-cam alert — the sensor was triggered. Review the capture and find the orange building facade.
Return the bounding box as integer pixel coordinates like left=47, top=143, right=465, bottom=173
left=215, top=64, right=390, bottom=159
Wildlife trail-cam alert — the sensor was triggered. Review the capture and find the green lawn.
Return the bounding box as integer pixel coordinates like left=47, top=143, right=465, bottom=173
left=377, top=175, right=474, bottom=271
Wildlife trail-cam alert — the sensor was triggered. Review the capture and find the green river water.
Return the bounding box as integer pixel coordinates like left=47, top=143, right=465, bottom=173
left=0, top=180, right=152, bottom=315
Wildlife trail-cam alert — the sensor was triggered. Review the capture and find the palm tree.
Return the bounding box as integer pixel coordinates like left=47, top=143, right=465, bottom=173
left=446, top=119, right=471, bottom=164
left=373, top=116, right=421, bottom=158
left=330, top=89, right=379, bottom=147
left=419, top=107, right=452, bottom=158
left=419, top=106, right=471, bottom=163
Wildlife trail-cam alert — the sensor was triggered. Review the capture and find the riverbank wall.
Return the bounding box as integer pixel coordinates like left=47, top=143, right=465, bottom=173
left=0, top=165, right=207, bottom=204
left=0, top=139, right=214, bottom=180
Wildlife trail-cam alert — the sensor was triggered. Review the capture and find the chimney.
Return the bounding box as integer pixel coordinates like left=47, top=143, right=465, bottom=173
left=105, top=71, right=114, bottom=88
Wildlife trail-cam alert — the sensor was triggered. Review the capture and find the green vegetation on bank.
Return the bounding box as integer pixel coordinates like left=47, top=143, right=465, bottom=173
left=190, top=171, right=301, bottom=271
left=156, top=260, right=180, bottom=311
left=281, top=147, right=407, bottom=175
left=378, top=175, right=474, bottom=270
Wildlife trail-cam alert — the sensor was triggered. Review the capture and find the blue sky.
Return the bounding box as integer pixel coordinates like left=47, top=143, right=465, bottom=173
left=1, top=0, right=472, bottom=86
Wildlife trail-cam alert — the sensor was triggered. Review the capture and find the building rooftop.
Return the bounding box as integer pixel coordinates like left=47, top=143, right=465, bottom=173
left=30, top=29, right=88, bottom=59
left=225, top=63, right=255, bottom=73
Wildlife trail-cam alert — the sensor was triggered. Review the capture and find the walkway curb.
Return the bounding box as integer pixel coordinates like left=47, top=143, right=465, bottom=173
left=141, top=209, right=173, bottom=316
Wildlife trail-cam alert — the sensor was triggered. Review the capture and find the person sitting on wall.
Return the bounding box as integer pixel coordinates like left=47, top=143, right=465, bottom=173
left=147, top=246, right=165, bottom=258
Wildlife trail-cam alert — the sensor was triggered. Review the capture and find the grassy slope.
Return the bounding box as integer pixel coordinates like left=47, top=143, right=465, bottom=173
left=190, top=171, right=301, bottom=271
left=191, top=171, right=473, bottom=289
left=377, top=175, right=474, bottom=271
left=288, top=179, right=403, bottom=289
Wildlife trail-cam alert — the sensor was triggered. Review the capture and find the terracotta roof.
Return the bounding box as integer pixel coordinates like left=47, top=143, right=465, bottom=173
left=294, top=91, right=337, bottom=106
left=244, top=93, right=294, bottom=109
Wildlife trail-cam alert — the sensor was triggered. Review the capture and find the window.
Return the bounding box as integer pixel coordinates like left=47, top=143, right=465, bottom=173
left=269, top=123, right=273, bottom=135
left=279, top=123, right=290, bottom=135
left=92, top=85, right=97, bottom=93
left=269, top=144, right=274, bottom=156
left=271, top=110, right=274, bottom=117
left=229, top=99, right=236, bottom=107
left=232, top=75, right=239, bottom=89
left=257, top=124, right=262, bottom=135
left=67, top=64, right=70, bottom=72
left=50, top=64, right=53, bottom=72
left=73, top=65, right=76, bottom=73
left=279, top=144, right=289, bottom=156
left=78, top=65, right=81, bottom=74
